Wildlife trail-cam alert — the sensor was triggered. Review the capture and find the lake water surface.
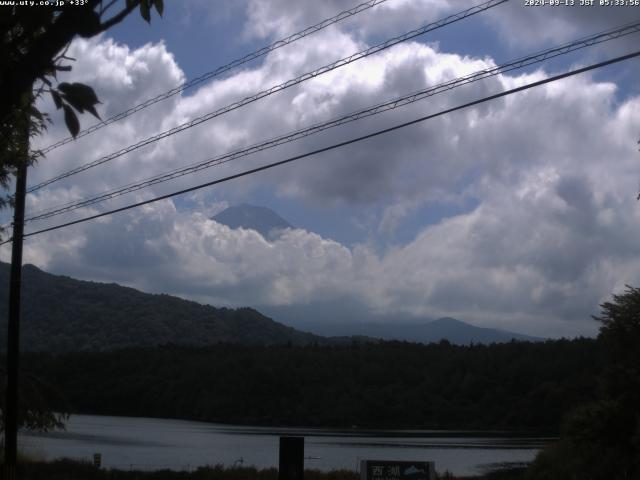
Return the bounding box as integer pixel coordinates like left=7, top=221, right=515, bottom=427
left=19, top=415, right=553, bottom=477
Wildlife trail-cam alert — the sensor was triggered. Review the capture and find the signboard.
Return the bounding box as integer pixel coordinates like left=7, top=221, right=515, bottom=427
left=360, top=460, right=435, bottom=480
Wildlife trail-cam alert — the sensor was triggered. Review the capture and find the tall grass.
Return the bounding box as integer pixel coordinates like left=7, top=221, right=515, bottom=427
left=9, top=459, right=526, bottom=480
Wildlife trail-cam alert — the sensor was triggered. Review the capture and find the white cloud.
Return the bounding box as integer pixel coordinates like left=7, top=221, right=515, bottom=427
left=2, top=2, right=640, bottom=339
left=8, top=201, right=358, bottom=308
left=243, top=0, right=454, bottom=43
left=486, top=1, right=640, bottom=50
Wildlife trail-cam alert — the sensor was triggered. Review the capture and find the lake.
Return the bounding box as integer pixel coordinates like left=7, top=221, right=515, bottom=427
left=19, top=415, right=553, bottom=477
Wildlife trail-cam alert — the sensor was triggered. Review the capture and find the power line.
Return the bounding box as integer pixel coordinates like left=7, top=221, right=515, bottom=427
left=26, top=0, right=507, bottom=194
left=24, top=19, right=640, bottom=223
left=31, top=0, right=506, bottom=192
left=39, top=0, right=392, bottom=155
left=4, top=48, right=637, bottom=245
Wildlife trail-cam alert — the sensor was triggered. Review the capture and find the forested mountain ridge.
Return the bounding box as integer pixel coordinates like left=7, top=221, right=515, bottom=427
left=0, top=262, right=322, bottom=352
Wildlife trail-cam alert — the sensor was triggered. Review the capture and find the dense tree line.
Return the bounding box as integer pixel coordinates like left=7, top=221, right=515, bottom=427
left=21, top=338, right=600, bottom=431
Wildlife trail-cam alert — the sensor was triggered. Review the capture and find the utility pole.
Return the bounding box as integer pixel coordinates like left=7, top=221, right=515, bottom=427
left=3, top=118, right=29, bottom=480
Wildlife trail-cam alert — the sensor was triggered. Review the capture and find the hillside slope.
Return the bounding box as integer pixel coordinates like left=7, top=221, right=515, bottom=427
left=0, top=262, right=320, bottom=352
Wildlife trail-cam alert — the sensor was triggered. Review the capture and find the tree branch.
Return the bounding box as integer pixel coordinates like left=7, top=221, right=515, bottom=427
left=0, top=1, right=141, bottom=122
left=100, top=0, right=120, bottom=16
left=97, top=1, right=140, bottom=32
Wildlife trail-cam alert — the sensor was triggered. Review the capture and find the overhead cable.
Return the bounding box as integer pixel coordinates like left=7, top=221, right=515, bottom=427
left=4, top=48, right=637, bottom=245
left=39, top=0, right=392, bottom=155
left=24, top=19, right=640, bottom=222
left=27, top=0, right=508, bottom=194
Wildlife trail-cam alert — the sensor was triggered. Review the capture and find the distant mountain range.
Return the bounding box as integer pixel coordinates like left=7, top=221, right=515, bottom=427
left=213, top=204, right=292, bottom=239
left=264, top=299, right=543, bottom=345
left=293, top=317, right=543, bottom=344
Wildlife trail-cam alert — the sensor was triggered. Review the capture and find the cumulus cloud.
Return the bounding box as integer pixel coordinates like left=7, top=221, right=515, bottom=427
left=243, top=0, right=453, bottom=42
left=13, top=201, right=358, bottom=308
left=2, top=1, right=640, bottom=339
left=11, top=154, right=640, bottom=338
left=365, top=171, right=640, bottom=336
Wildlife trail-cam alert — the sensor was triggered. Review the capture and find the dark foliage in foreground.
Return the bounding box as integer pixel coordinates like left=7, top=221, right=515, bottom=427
left=16, top=460, right=355, bottom=480
left=14, top=459, right=525, bottom=480
left=526, top=286, right=640, bottom=480
left=21, top=338, right=600, bottom=430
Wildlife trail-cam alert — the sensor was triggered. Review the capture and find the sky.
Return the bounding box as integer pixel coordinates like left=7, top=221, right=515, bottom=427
left=2, top=0, right=640, bottom=338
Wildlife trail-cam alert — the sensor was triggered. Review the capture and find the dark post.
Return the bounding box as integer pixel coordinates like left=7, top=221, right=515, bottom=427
left=278, top=436, right=304, bottom=480
left=4, top=151, right=28, bottom=479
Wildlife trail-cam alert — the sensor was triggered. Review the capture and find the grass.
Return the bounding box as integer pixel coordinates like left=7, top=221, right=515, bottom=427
left=9, top=459, right=527, bottom=480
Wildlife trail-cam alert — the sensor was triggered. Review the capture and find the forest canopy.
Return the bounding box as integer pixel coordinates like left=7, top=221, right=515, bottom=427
left=19, top=338, right=601, bottom=431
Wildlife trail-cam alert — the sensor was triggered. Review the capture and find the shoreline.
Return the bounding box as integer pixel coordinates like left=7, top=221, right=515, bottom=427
left=28, top=411, right=559, bottom=437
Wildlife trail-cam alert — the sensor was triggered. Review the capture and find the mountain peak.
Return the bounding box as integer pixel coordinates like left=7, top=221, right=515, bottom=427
left=212, top=204, right=292, bottom=239
left=430, top=317, right=467, bottom=327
